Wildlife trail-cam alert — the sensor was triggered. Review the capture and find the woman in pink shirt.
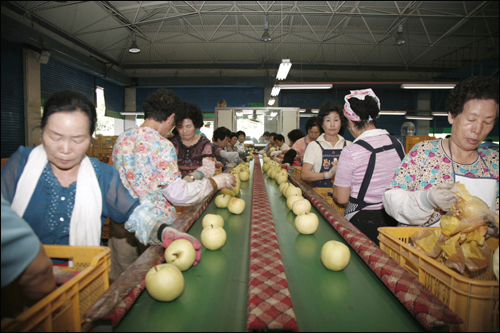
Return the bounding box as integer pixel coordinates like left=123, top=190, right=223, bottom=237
left=332, top=89, right=405, bottom=245
left=291, top=117, right=322, bottom=162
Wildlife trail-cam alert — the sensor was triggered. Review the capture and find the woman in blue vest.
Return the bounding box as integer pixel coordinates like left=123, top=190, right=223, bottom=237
left=302, top=101, right=352, bottom=188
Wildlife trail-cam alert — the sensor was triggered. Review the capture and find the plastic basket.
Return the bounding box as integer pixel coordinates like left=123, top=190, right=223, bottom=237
left=293, top=166, right=302, bottom=179
left=313, top=187, right=346, bottom=215
left=1, top=245, right=111, bottom=332
left=378, top=227, right=499, bottom=332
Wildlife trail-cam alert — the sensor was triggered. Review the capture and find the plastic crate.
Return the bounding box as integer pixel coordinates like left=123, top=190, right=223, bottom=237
left=378, top=227, right=499, bottom=332
left=294, top=166, right=302, bottom=179
left=313, top=187, right=346, bottom=215
left=1, top=245, right=111, bottom=332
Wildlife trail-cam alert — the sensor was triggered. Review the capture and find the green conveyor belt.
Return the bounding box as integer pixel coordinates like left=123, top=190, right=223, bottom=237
left=115, top=160, right=424, bottom=331
left=264, top=174, right=423, bottom=332
left=115, top=163, right=254, bottom=332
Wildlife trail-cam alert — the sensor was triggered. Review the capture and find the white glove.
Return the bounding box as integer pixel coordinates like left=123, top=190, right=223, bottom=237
left=226, top=162, right=237, bottom=169
left=220, top=150, right=239, bottom=162
left=485, top=215, right=499, bottom=239
left=273, top=157, right=281, bottom=163
left=270, top=151, right=280, bottom=157
left=425, top=183, right=456, bottom=211
left=211, top=173, right=236, bottom=190
left=324, top=165, right=337, bottom=179
left=258, top=150, right=265, bottom=155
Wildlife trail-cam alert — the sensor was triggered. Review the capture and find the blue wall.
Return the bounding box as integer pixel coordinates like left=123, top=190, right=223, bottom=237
left=1, top=39, right=24, bottom=158
left=136, top=87, right=264, bottom=113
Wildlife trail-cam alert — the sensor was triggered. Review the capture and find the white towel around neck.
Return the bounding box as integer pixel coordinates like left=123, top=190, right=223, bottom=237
left=10, top=145, right=102, bottom=246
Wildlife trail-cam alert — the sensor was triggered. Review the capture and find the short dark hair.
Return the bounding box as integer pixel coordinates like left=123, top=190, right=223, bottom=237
left=447, top=76, right=499, bottom=121
left=274, top=134, right=285, bottom=142
left=263, top=131, right=270, bottom=136
left=213, top=126, right=229, bottom=142
left=305, top=116, right=323, bottom=134
left=287, top=129, right=305, bottom=144
left=143, top=89, right=184, bottom=123
left=347, top=95, right=379, bottom=130
left=42, top=90, right=97, bottom=136
left=236, top=130, right=246, bottom=138
left=230, top=132, right=238, bottom=139
left=269, top=132, right=278, bottom=140
left=177, top=102, right=204, bottom=128
left=317, top=101, right=345, bottom=129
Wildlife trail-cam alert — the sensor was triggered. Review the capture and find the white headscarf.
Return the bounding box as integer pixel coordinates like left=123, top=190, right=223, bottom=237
left=11, top=145, right=102, bottom=246
left=343, top=88, right=381, bottom=122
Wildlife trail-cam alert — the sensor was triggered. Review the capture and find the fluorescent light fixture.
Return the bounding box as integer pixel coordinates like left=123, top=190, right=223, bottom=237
left=299, top=109, right=306, bottom=113
left=379, top=111, right=407, bottom=116
left=271, top=85, right=281, bottom=96
left=300, top=114, right=316, bottom=117
left=311, top=109, right=319, bottom=113
left=405, top=115, right=434, bottom=120
left=278, top=83, right=332, bottom=89
left=268, top=98, right=275, bottom=106
left=432, top=112, right=448, bottom=116
left=276, top=59, right=292, bottom=80
left=120, top=111, right=143, bottom=116
left=401, top=83, right=456, bottom=89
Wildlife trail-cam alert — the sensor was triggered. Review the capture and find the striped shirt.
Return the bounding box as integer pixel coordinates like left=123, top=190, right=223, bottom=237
left=334, top=129, right=404, bottom=210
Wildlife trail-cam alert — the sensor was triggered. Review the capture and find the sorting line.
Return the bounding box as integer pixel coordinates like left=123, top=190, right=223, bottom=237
left=246, top=156, right=298, bottom=332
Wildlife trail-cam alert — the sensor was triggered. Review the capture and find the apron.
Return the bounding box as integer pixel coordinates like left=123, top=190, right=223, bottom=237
left=311, top=140, right=346, bottom=188
left=426, top=140, right=497, bottom=227
left=344, top=135, right=405, bottom=220
left=449, top=140, right=497, bottom=212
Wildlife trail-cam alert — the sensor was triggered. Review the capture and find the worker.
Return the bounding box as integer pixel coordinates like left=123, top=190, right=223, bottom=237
left=1, top=194, right=56, bottom=317
left=383, top=76, right=498, bottom=236
left=301, top=101, right=352, bottom=188
left=332, top=89, right=404, bottom=244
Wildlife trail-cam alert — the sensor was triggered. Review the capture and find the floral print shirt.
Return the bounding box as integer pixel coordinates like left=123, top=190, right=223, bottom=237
left=387, top=139, right=499, bottom=225
left=113, top=126, right=181, bottom=224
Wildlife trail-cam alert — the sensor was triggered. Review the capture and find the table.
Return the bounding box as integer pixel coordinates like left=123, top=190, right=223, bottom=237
left=114, top=159, right=424, bottom=331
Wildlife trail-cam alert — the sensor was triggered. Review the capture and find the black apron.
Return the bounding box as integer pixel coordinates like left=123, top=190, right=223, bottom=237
left=311, top=140, right=346, bottom=188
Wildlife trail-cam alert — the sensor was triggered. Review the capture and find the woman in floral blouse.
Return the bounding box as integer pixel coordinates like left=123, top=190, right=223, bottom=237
left=112, top=89, right=234, bottom=280
left=383, top=76, right=498, bottom=229
left=170, top=102, right=215, bottom=182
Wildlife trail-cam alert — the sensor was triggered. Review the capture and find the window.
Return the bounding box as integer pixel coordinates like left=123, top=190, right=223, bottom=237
left=95, top=87, right=115, bottom=136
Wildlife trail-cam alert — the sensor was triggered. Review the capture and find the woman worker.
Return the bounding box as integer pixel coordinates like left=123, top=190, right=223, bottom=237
left=292, top=116, right=322, bottom=162
left=112, top=89, right=235, bottom=280
left=332, top=89, right=405, bottom=244
left=171, top=103, right=215, bottom=181
left=383, top=76, right=499, bottom=234
left=0, top=91, right=216, bottom=271
left=301, top=101, right=352, bottom=188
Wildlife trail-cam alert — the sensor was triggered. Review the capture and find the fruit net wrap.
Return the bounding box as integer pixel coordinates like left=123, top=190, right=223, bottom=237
left=288, top=172, right=463, bottom=330
left=82, top=192, right=215, bottom=329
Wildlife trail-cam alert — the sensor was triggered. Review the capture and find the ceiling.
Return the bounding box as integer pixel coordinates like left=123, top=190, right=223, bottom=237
left=3, top=1, right=499, bottom=81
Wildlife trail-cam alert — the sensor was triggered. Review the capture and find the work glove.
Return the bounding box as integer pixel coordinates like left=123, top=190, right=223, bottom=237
left=282, top=163, right=291, bottom=170
left=161, top=227, right=201, bottom=267
left=273, top=157, right=281, bottom=163
left=324, top=165, right=337, bottom=179
left=258, top=150, right=266, bottom=155
left=225, top=162, right=237, bottom=169
left=425, top=183, right=457, bottom=211
left=52, top=266, right=79, bottom=285
left=485, top=214, right=499, bottom=239
left=211, top=173, right=236, bottom=190
left=270, top=151, right=280, bottom=157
